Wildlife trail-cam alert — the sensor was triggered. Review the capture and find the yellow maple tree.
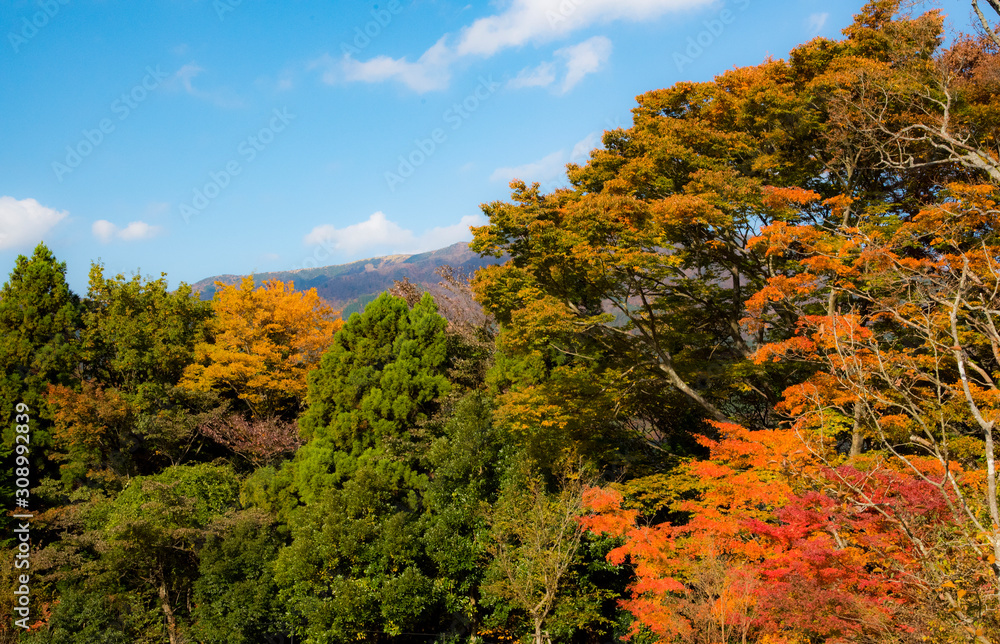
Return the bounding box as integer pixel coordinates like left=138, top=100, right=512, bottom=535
left=181, top=276, right=341, bottom=418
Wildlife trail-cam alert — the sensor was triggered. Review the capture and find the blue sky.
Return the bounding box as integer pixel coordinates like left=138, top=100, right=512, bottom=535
left=0, top=0, right=977, bottom=293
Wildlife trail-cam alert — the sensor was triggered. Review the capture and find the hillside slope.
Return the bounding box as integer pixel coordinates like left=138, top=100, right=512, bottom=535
left=191, top=242, right=501, bottom=316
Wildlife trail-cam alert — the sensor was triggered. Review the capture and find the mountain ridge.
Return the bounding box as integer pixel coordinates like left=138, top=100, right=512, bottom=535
left=191, top=242, right=502, bottom=316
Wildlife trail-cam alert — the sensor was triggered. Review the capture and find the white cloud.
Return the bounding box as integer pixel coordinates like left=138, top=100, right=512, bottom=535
left=0, top=196, right=68, bottom=250
left=490, top=150, right=567, bottom=184
left=421, top=215, right=487, bottom=248
left=175, top=63, right=206, bottom=94
left=507, top=37, right=611, bottom=94
left=119, top=221, right=160, bottom=241
left=807, top=12, right=829, bottom=33
left=92, top=220, right=162, bottom=243
left=556, top=36, right=612, bottom=93
left=254, top=66, right=298, bottom=93
left=508, top=61, right=557, bottom=89
left=323, top=0, right=708, bottom=92
left=303, top=212, right=485, bottom=256
left=455, top=0, right=706, bottom=57
left=92, top=220, right=117, bottom=243
left=308, top=54, right=339, bottom=85
left=321, top=37, right=454, bottom=93
left=172, top=63, right=244, bottom=108
left=304, top=211, right=414, bottom=253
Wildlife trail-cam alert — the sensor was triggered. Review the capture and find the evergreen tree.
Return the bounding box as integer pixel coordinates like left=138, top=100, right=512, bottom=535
left=298, top=291, right=450, bottom=454
left=0, top=242, right=81, bottom=516
left=0, top=243, right=82, bottom=435
left=259, top=293, right=463, bottom=639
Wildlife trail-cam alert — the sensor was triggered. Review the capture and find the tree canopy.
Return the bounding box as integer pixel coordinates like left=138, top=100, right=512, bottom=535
left=10, top=2, right=1000, bottom=643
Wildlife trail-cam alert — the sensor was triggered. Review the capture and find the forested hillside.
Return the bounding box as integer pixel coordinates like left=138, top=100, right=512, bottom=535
left=3, top=1, right=1000, bottom=642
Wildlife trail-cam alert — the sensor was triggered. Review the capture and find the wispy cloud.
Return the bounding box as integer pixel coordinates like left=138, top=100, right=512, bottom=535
left=341, top=37, right=453, bottom=92
left=490, top=150, right=567, bottom=184
left=508, top=61, right=557, bottom=89
left=92, top=220, right=163, bottom=243
left=556, top=36, right=612, bottom=93
left=0, top=196, right=67, bottom=250
left=570, top=130, right=603, bottom=163
left=312, top=37, right=453, bottom=92
left=171, top=63, right=244, bottom=108
left=255, top=65, right=298, bottom=93
left=490, top=130, right=604, bottom=185
left=318, top=0, right=708, bottom=93
left=505, top=36, right=612, bottom=93
left=303, top=211, right=485, bottom=256
left=144, top=201, right=170, bottom=217
left=807, top=12, right=829, bottom=34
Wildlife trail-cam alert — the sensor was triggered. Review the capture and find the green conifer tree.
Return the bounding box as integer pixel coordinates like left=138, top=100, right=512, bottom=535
left=0, top=243, right=82, bottom=427
left=298, top=291, right=450, bottom=453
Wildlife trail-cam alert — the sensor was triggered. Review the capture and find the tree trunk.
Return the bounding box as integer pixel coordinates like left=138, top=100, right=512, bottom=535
left=849, top=400, right=864, bottom=459
left=158, top=576, right=181, bottom=644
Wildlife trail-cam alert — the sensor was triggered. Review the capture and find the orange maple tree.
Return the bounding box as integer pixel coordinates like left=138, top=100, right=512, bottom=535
left=581, top=422, right=800, bottom=643
left=745, top=183, right=1000, bottom=639
left=581, top=421, right=961, bottom=642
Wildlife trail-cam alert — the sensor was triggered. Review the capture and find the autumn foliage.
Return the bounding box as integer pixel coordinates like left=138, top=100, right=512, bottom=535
left=582, top=422, right=992, bottom=642
left=10, top=2, right=1000, bottom=644
left=180, top=276, right=341, bottom=418
left=564, top=2, right=1000, bottom=642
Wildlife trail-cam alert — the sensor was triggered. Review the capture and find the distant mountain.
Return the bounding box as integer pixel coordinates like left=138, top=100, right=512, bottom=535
left=190, top=242, right=503, bottom=317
